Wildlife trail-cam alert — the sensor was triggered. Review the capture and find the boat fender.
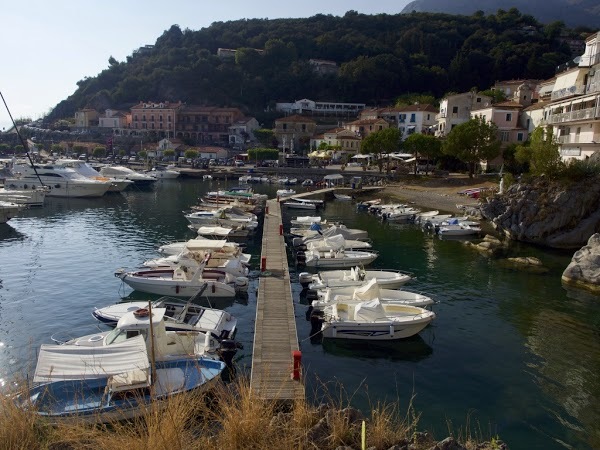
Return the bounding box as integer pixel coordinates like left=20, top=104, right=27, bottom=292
left=298, top=272, right=312, bottom=286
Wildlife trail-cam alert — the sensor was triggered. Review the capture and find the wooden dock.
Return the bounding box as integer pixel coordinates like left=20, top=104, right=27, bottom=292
left=289, top=185, right=384, bottom=200
left=250, top=199, right=305, bottom=401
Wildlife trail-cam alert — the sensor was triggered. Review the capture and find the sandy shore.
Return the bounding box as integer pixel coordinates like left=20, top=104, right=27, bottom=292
left=376, top=176, right=500, bottom=214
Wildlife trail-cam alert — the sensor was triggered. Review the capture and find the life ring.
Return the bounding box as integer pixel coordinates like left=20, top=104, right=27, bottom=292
left=133, top=308, right=150, bottom=317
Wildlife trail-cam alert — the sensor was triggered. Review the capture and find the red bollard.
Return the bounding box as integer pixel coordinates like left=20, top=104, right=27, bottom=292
left=279, top=224, right=283, bottom=235
left=261, top=256, right=266, bottom=272
left=291, top=350, right=302, bottom=380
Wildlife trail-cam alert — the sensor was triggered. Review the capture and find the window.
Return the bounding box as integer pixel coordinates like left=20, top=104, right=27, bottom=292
left=427, top=114, right=430, bottom=120
left=283, top=123, right=287, bottom=130
left=142, top=115, right=146, bottom=121
left=452, top=106, right=458, bottom=114
left=168, top=115, right=172, bottom=122
left=410, top=113, right=416, bottom=123
left=134, top=115, right=138, bottom=121
left=159, top=115, right=163, bottom=122
left=399, top=114, right=406, bottom=123
left=151, top=115, right=154, bottom=122
left=517, top=132, right=524, bottom=142
left=476, top=97, right=481, bottom=103
left=506, top=113, right=512, bottom=122
left=500, top=131, right=509, bottom=142
left=302, top=124, right=306, bottom=132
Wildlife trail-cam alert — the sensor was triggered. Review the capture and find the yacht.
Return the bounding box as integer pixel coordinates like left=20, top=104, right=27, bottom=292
left=99, top=165, right=157, bottom=187
left=5, top=161, right=112, bottom=198
left=53, top=159, right=133, bottom=192
left=147, top=165, right=180, bottom=179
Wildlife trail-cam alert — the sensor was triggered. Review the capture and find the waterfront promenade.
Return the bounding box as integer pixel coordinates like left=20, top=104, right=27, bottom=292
left=250, top=199, right=305, bottom=401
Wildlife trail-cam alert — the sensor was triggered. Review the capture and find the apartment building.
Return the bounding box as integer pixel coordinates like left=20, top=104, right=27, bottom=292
left=176, top=106, right=244, bottom=145
left=130, top=101, right=183, bottom=138
left=273, top=114, right=317, bottom=153
left=435, top=92, right=492, bottom=137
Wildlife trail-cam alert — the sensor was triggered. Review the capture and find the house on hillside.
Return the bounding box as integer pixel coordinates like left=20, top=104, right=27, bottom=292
left=309, top=59, right=339, bottom=76
left=176, top=106, right=244, bottom=145
left=310, top=127, right=362, bottom=161
left=273, top=115, right=317, bottom=154
left=99, top=109, right=130, bottom=130
left=130, top=101, right=183, bottom=138
left=344, top=118, right=389, bottom=139
left=435, top=91, right=493, bottom=137
left=74, top=108, right=99, bottom=129
left=228, top=117, right=259, bottom=150
left=360, top=105, right=437, bottom=139
left=540, top=31, right=600, bottom=161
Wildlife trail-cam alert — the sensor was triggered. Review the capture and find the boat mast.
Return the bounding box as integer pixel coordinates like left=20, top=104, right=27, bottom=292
left=147, top=301, right=157, bottom=392
left=0, top=91, right=45, bottom=186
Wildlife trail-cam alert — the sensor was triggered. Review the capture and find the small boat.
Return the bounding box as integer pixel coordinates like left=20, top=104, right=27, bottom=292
left=193, top=225, right=252, bottom=240
left=356, top=198, right=381, bottom=210
left=283, top=201, right=317, bottom=210
left=291, top=224, right=369, bottom=244
left=310, top=279, right=434, bottom=310
left=381, top=207, right=420, bottom=222
left=300, top=266, right=413, bottom=290
left=316, top=301, right=435, bottom=340
left=203, top=174, right=213, bottom=180
left=334, top=192, right=352, bottom=201
left=158, top=238, right=246, bottom=259
left=148, top=165, right=180, bottom=179
left=115, top=258, right=249, bottom=298
left=276, top=188, right=295, bottom=197
left=295, top=235, right=372, bottom=252
left=26, top=307, right=227, bottom=423
left=0, top=185, right=48, bottom=206
left=93, top=296, right=237, bottom=339
left=293, top=197, right=324, bottom=208
left=298, top=248, right=378, bottom=268
left=301, top=179, right=314, bottom=187
left=290, top=216, right=327, bottom=227
left=437, top=223, right=481, bottom=236
left=99, top=165, right=157, bottom=187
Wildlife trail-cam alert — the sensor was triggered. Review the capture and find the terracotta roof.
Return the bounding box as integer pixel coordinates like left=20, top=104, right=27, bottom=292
left=523, top=101, right=548, bottom=111
left=395, top=104, right=438, bottom=113
left=313, top=134, right=325, bottom=139
left=493, top=101, right=524, bottom=108
left=324, top=127, right=346, bottom=134
left=346, top=118, right=388, bottom=126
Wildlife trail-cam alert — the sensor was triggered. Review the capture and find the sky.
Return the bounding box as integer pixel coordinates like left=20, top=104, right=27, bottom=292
left=0, top=0, right=412, bottom=132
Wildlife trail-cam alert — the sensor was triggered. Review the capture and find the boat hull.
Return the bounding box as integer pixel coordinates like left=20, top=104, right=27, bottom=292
left=118, top=272, right=237, bottom=298
left=321, top=319, right=432, bottom=340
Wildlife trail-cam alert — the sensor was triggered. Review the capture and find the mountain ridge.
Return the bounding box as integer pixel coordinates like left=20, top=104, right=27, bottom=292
left=401, top=0, right=600, bottom=28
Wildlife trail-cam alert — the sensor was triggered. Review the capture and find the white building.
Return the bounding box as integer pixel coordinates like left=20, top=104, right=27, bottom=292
left=275, top=98, right=366, bottom=117
left=435, top=92, right=493, bottom=137
left=541, top=31, right=600, bottom=161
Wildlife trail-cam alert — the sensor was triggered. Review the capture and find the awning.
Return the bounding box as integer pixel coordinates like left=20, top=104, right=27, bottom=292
left=553, top=71, right=579, bottom=91
left=34, top=335, right=149, bottom=383
left=351, top=154, right=372, bottom=159
left=323, top=174, right=344, bottom=180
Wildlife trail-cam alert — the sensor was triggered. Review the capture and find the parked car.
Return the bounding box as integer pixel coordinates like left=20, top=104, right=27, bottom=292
left=235, top=160, right=244, bottom=167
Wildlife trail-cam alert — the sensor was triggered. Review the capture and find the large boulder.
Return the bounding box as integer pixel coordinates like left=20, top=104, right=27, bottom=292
left=562, top=233, right=600, bottom=292
left=481, top=177, right=600, bottom=249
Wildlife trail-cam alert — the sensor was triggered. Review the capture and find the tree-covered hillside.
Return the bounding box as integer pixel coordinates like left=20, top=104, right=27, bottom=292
left=48, top=9, right=590, bottom=126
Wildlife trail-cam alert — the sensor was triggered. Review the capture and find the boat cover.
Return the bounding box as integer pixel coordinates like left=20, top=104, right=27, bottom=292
left=354, top=300, right=387, bottom=322
left=34, top=335, right=149, bottom=383
left=295, top=216, right=321, bottom=224
left=352, top=279, right=381, bottom=302
left=307, top=235, right=346, bottom=252
left=195, top=226, right=232, bottom=236
left=185, top=239, right=229, bottom=250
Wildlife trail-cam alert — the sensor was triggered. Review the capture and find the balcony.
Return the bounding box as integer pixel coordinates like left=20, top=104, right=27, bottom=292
left=551, top=85, right=586, bottom=101
left=547, top=107, right=597, bottom=124
left=588, top=81, right=600, bottom=95
left=435, top=113, right=446, bottom=120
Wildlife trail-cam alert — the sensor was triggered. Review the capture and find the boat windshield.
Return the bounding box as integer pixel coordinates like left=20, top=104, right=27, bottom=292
left=105, top=328, right=146, bottom=345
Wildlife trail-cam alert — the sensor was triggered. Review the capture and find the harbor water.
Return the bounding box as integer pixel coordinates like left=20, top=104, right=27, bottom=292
left=0, top=179, right=598, bottom=449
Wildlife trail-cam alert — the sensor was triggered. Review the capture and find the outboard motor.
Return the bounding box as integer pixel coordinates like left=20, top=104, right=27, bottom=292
left=298, top=272, right=313, bottom=287
left=309, top=309, right=325, bottom=335
left=218, top=339, right=244, bottom=373
left=295, top=244, right=307, bottom=252
left=305, top=289, right=319, bottom=301
left=296, top=251, right=306, bottom=264
left=305, top=305, right=314, bottom=321
left=234, top=276, right=249, bottom=292
left=423, top=220, right=434, bottom=233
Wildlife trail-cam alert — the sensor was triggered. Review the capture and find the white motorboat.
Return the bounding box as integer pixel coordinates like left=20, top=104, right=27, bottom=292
left=317, top=301, right=436, bottom=340
left=300, top=266, right=413, bottom=290
left=115, top=260, right=249, bottom=298
left=6, top=161, right=112, bottom=197
left=291, top=224, right=369, bottom=244
left=143, top=251, right=249, bottom=278
left=276, top=188, right=295, bottom=197
left=290, top=216, right=327, bottom=227
left=147, top=165, right=180, bottom=179
left=382, top=207, right=420, bottom=222
left=99, top=165, right=157, bottom=187
left=184, top=207, right=257, bottom=229
left=92, top=296, right=237, bottom=340
left=310, top=279, right=434, bottom=310
left=413, top=210, right=439, bottom=222
left=299, top=248, right=378, bottom=268
left=437, top=223, right=481, bottom=236
left=0, top=186, right=47, bottom=206
left=0, top=200, right=23, bottom=224
left=193, top=225, right=252, bottom=239
left=283, top=200, right=316, bottom=210
left=58, top=307, right=220, bottom=359
left=301, top=179, right=314, bottom=186
left=158, top=238, right=244, bottom=257
left=293, top=197, right=324, bottom=208
left=334, top=192, right=352, bottom=201
left=54, top=159, right=133, bottom=192
left=295, top=235, right=372, bottom=251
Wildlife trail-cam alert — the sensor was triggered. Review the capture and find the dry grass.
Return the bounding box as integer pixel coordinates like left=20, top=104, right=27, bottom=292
left=0, top=375, right=499, bottom=450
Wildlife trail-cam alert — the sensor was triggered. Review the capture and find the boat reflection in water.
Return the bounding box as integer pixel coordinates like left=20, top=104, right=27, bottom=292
left=319, top=334, right=433, bottom=363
